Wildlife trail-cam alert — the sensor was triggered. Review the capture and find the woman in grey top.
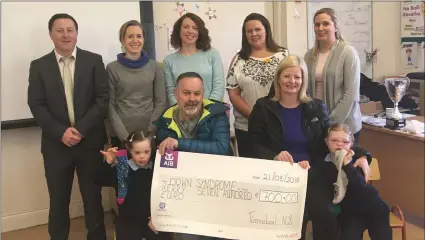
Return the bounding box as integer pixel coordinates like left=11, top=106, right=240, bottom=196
left=304, top=8, right=370, bottom=189
left=304, top=8, right=362, bottom=146
left=107, top=20, right=166, bottom=146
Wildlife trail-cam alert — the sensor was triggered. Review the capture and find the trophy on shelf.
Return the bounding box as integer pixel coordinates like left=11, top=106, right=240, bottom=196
left=384, top=77, right=410, bottom=130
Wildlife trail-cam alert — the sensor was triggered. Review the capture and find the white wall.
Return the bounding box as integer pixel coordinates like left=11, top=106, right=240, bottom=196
left=1, top=2, right=140, bottom=121
left=284, top=2, right=308, bottom=57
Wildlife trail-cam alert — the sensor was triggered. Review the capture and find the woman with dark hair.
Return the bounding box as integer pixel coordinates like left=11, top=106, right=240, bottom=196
left=164, top=13, right=225, bottom=106
left=226, top=13, right=288, bottom=158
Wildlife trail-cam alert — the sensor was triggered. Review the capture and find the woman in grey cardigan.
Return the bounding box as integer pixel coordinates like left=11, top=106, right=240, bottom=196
left=305, top=8, right=370, bottom=180
left=304, top=8, right=362, bottom=145
left=304, top=8, right=371, bottom=239
left=107, top=20, right=166, bottom=146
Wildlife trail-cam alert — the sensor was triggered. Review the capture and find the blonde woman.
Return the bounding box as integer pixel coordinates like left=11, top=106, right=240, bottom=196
left=248, top=56, right=371, bottom=240
left=304, top=8, right=362, bottom=147
left=107, top=20, right=166, bottom=147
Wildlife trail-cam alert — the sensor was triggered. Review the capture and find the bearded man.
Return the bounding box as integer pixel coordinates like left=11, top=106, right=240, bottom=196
left=155, top=72, right=231, bottom=159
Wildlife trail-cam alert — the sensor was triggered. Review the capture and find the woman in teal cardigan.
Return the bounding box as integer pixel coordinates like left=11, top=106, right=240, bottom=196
left=163, top=13, right=225, bottom=106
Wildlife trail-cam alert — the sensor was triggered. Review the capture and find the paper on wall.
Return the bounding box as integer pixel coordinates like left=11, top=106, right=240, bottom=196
left=402, top=42, right=418, bottom=69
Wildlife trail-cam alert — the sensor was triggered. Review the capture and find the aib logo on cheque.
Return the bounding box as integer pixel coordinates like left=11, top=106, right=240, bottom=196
left=160, top=150, right=178, bottom=168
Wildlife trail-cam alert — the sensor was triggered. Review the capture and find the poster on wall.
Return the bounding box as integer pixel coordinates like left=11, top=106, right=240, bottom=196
left=401, top=1, right=425, bottom=40
left=420, top=42, right=425, bottom=69
left=168, top=28, right=175, bottom=51
left=401, top=42, right=419, bottom=69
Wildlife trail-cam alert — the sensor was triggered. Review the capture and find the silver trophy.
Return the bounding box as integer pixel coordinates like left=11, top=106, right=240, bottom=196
left=384, top=77, right=410, bottom=129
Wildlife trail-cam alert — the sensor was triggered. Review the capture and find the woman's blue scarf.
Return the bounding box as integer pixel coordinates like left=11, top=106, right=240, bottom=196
left=117, top=51, right=150, bottom=69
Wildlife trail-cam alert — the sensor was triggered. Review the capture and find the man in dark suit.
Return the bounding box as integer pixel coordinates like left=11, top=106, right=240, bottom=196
left=27, top=13, right=109, bottom=240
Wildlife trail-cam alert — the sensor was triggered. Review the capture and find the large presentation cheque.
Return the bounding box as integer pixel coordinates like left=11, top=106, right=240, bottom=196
left=151, top=151, right=308, bottom=240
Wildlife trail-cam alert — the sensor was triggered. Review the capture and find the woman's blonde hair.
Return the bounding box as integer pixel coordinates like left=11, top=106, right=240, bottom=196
left=118, top=20, right=145, bottom=52
left=312, top=8, right=345, bottom=57
left=272, top=55, right=311, bottom=103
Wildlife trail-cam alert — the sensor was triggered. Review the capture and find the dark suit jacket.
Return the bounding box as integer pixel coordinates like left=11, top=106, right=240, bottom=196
left=28, top=48, right=109, bottom=153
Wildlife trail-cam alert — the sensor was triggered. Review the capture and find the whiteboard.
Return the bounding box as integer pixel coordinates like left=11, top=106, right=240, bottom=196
left=1, top=2, right=140, bottom=121
left=307, top=2, right=373, bottom=78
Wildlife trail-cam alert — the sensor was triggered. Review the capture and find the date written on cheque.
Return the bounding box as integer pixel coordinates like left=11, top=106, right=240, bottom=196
left=162, top=223, right=188, bottom=229
left=252, top=172, right=300, bottom=184
left=258, top=190, right=298, bottom=204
